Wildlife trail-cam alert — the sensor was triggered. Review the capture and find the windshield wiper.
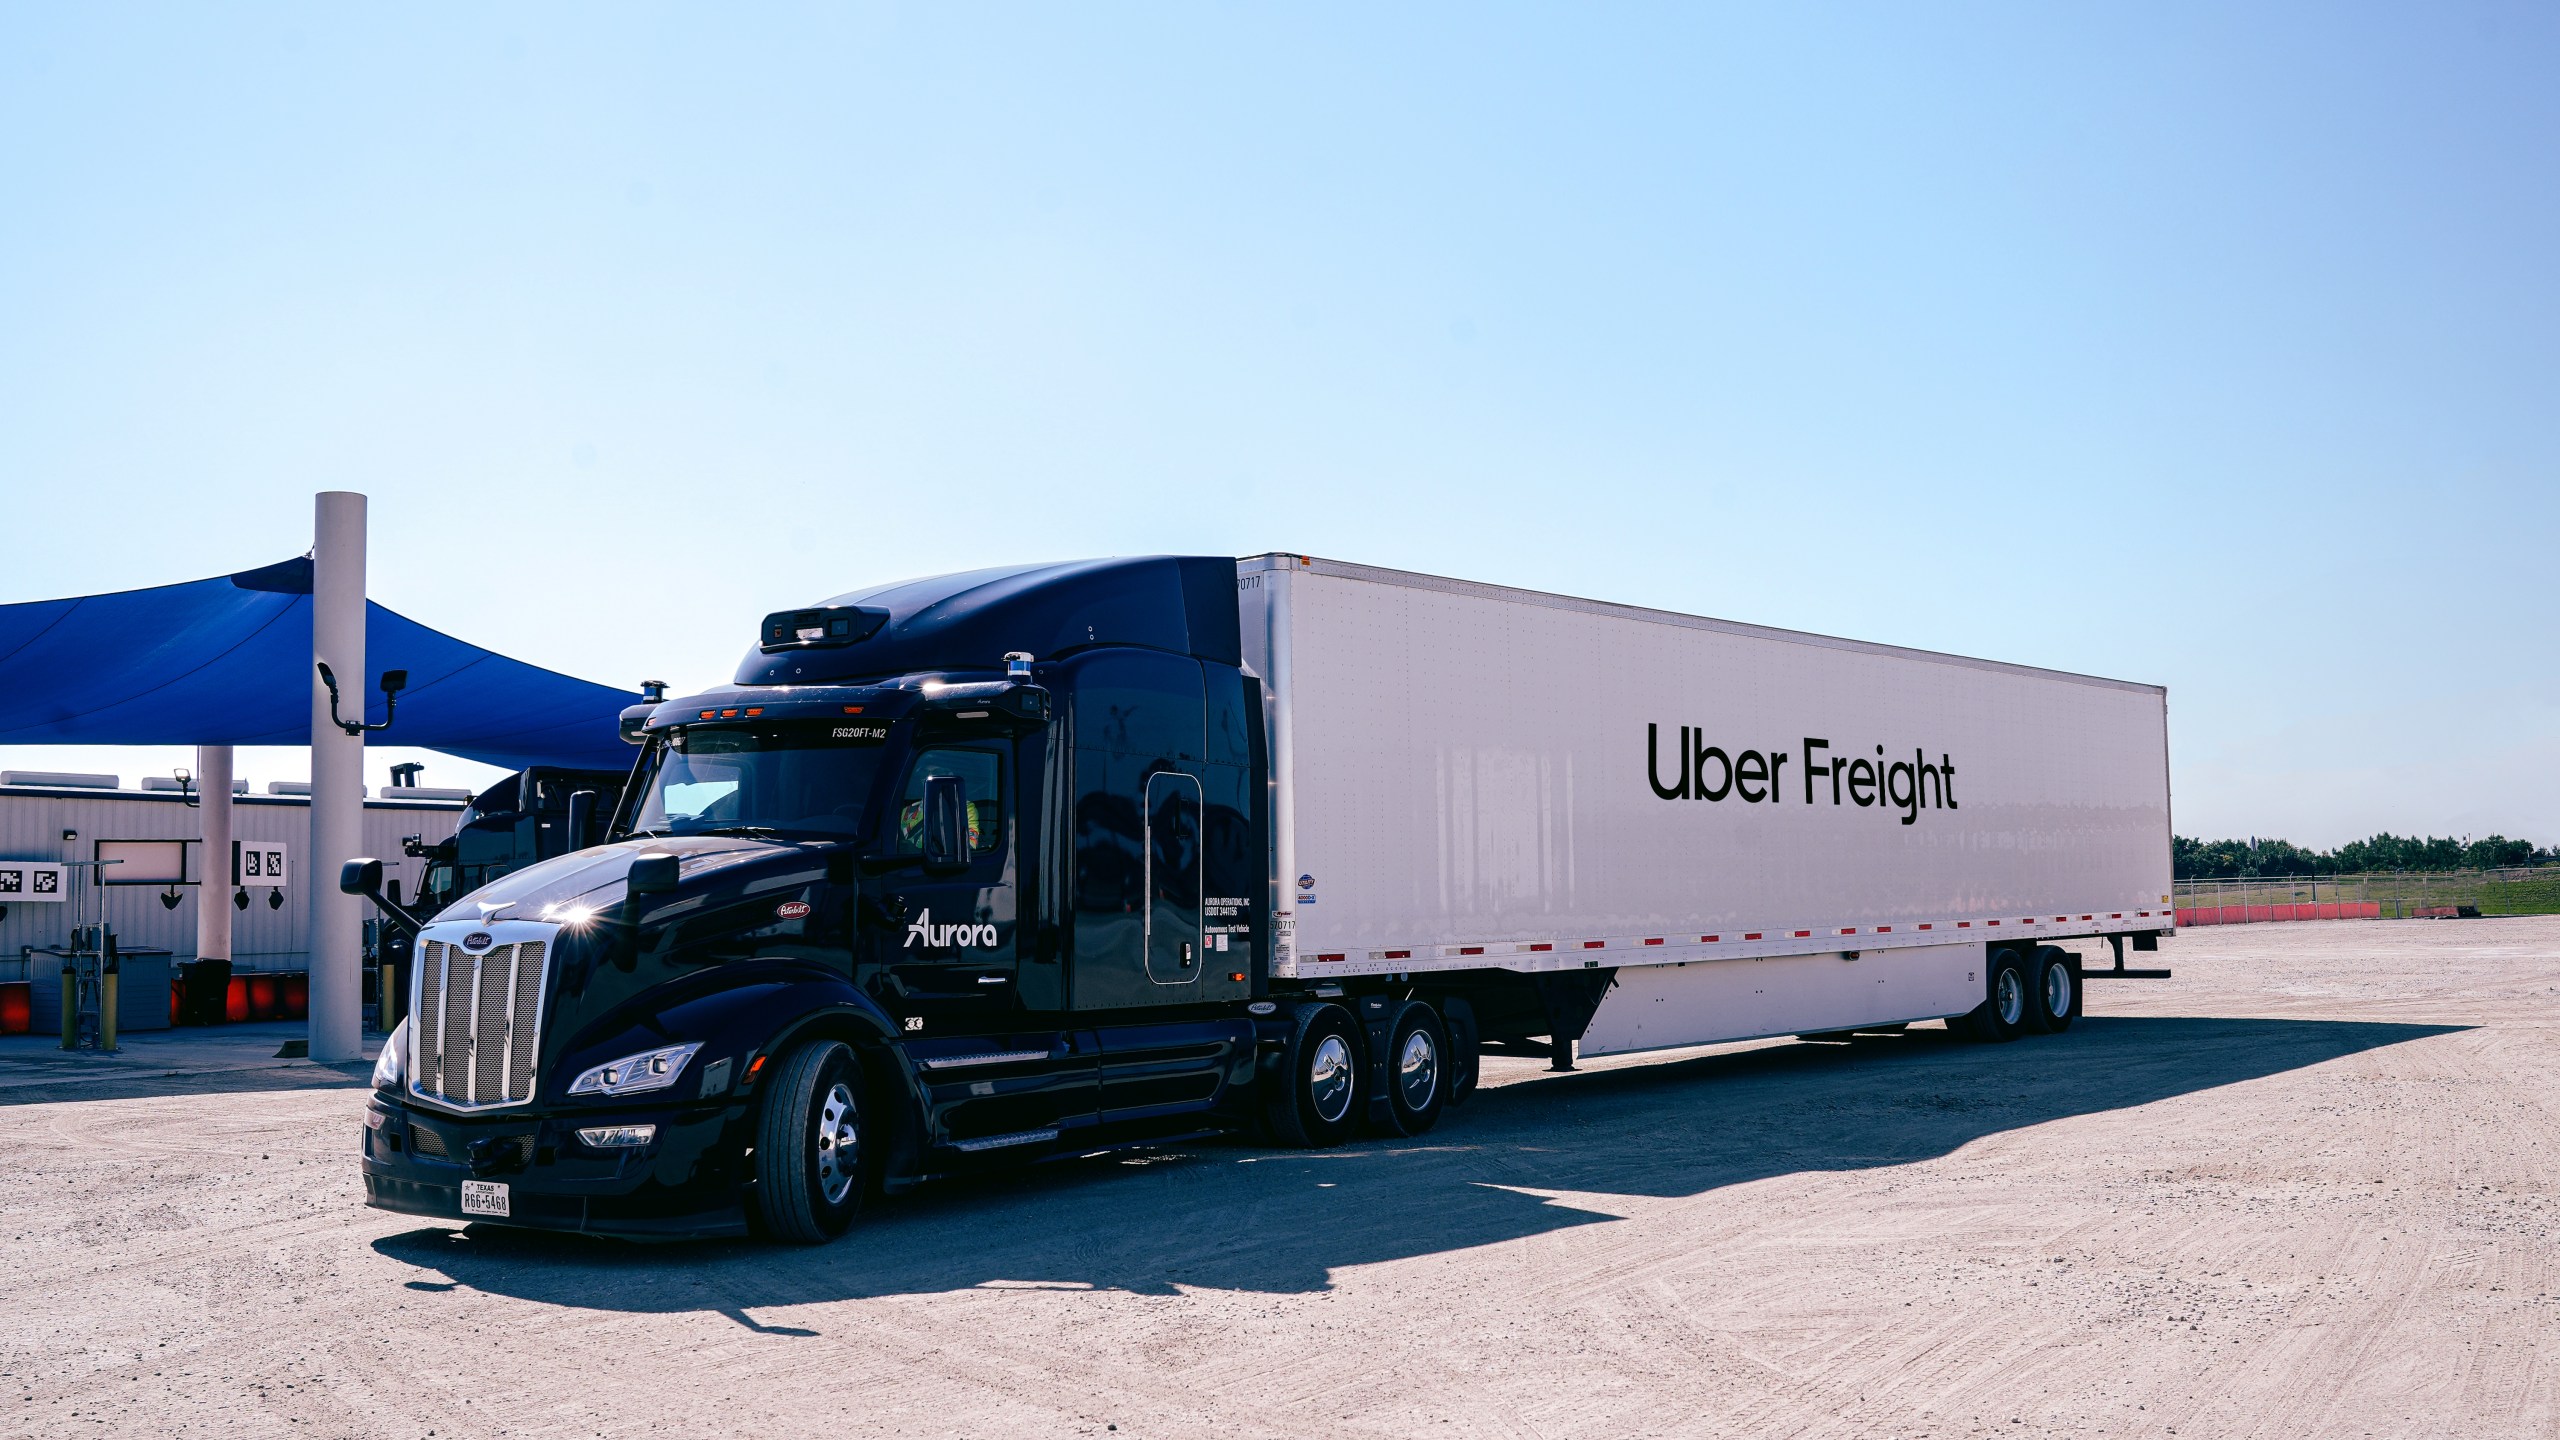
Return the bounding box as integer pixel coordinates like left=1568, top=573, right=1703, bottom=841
left=692, top=825, right=782, bottom=838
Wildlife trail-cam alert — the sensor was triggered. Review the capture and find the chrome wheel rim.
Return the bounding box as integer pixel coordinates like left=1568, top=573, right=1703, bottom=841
left=1308, top=1034, right=1355, bottom=1124
left=1995, top=969, right=2025, bottom=1027
left=814, top=1080, right=858, bottom=1205
left=2045, top=963, right=2072, bottom=1019
left=1398, top=1028, right=1439, bottom=1111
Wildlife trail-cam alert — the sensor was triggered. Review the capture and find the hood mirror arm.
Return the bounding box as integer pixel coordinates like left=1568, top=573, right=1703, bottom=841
left=337, top=858, right=429, bottom=937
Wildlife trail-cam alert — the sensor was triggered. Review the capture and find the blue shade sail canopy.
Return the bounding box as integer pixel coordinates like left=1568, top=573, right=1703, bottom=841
left=0, top=558, right=639, bottom=772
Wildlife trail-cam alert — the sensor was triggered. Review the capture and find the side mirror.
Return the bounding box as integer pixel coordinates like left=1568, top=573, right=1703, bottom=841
left=340, top=857, right=425, bottom=938
left=566, top=790, right=599, bottom=852
left=921, top=774, right=970, bottom=872
left=627, top=853, right=681, bottom=896
left=380, top=669, right=408, bottom=696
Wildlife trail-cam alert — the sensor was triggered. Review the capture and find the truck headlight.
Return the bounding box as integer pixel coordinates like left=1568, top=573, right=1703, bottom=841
left=567, top=1042, right=703, bottom=1098
left=373, top=1018, right=409, bottom=1091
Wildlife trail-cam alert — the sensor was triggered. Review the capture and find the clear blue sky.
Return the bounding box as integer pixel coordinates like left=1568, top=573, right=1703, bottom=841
left=3, top=4, right=2554, bottom=847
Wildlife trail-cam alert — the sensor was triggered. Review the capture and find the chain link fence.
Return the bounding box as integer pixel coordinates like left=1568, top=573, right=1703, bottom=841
left=2174, top=868, right=2560, bottom=921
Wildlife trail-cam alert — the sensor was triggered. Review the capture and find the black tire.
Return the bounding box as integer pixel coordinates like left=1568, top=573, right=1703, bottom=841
left=751, top=1039, right=866, bottom=1244
left=1261, top=1003, right=1363, bottom=1148
left=1384, top=1001, right=1449, bottom=1137
left=1952, top=948, right=2031, bottom=1043
left=2029, top=946, right=2077, bottom=1034
left=1438, top=995, right=1481, bottom=1106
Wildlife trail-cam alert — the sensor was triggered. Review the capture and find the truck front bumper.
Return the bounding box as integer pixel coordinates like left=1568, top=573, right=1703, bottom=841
left=361, top=1092, right=754, bottom=1241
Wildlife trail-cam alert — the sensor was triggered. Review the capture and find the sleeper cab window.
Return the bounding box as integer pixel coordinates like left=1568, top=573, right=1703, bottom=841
left=895, top=748, right=1003, bottom=857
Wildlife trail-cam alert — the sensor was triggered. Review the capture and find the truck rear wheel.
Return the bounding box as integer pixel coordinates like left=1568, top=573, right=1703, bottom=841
left=1262, top=1003, right=1363, bottom=1148
left=1952, top=949, right=2031, bottom=1043
left=2029, top=947, right=2077, bottom=1034
left=752, top=1039, right=866, bottom=1244
left=1438, top=995, right=1481, bottom=1106
left=1385, top=1001, right=1448, bottom=1136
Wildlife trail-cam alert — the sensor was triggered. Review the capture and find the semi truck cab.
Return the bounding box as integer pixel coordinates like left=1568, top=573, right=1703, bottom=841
left=355, top=557, right=1395, bottom=1242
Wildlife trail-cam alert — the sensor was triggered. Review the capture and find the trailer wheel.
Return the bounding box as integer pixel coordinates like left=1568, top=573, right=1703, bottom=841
left=1438, top=995, right=1481, bottom=1106
left=751, top=1038, right=866, bottom=1244
left=1953, top=949, right=2031, bottom=1043
left=2029, top=947, right=2077, bottom=1034
left=1262, top=1003, right=1363, bottom=1148
left=1385, top=1001, right=1449, bottom=1136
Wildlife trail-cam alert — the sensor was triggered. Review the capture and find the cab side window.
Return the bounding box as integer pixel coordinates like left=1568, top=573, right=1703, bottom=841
left=896, top=748, right=1003, bottom=857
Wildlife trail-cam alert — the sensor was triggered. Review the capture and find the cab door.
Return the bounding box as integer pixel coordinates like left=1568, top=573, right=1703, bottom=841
left=1143, top=772, right=1203, bottom=990
left=881, top=745, right=1016, bottom=1009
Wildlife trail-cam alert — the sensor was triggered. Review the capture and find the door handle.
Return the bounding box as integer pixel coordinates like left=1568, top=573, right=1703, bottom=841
left=1180, top=941, right=1193, bottom=968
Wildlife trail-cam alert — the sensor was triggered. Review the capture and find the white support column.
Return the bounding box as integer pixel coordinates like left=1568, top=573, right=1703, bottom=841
left=194, top=745, right=234, bottom=963
left=307, top=491, right=367, bottom=1062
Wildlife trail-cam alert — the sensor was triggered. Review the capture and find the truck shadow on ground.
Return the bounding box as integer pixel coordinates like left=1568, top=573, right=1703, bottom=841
left=372, top=1014, right=2461, bottom=1311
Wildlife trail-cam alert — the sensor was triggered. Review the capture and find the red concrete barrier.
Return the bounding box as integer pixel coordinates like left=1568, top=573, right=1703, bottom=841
left=281, top=973, right=308, bottom=1020
left=0, top=980, right=30, bottom=1035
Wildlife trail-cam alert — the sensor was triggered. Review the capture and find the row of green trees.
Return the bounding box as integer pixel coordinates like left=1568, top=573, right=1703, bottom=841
left=2172, top=833, right=2555, bottom=880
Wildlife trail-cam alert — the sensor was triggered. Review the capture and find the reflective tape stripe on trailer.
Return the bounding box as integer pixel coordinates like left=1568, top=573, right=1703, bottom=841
left=1309, top=913, right=2168, bottom=972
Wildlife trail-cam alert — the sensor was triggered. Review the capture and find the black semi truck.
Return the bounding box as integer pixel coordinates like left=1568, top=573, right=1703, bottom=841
left=363, top=764, right=631, bottom=1028
left=349, top=554, right=2171, bottom=1243
left=405, top=764, right=635, bottom=918
left=353, top=556, right=1417, bottom=1242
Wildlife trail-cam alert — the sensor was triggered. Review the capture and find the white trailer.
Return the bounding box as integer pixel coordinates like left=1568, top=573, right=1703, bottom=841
left=1238, top=554, right=2173, bottom=1057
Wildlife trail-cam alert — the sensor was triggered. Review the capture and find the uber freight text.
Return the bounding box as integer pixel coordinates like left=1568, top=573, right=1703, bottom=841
left=1646, top=725, right=1959, bottom=825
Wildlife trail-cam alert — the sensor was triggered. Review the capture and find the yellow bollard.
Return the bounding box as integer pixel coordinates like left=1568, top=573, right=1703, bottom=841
left=100, top=958, right=119, bottom=1052
left=59, top=958, right=76, bottom=1049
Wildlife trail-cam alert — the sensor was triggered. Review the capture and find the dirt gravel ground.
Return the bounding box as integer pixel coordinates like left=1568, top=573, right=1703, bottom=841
left=3, top=918, right=2556, bottom=1439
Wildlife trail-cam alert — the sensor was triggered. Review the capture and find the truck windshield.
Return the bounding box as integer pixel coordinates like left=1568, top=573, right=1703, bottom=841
left=626, top=724, right=891, bottom=840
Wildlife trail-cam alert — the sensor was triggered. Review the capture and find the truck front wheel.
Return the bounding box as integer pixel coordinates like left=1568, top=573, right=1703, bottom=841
left=752, top=1039, right=866, bottom=1244
left=1263, top=1003, right=1363, bottom=1148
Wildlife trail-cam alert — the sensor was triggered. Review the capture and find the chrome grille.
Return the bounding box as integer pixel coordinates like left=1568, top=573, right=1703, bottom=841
left=418, top=941, right=448, bottom=1086
left=411, top=936, right=551, bottom=1111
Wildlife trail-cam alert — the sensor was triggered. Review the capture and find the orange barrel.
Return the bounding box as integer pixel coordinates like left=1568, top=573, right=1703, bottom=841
left=281, top=973, right=308, bottom=1020
left=0, top=981, right=29, bottom=1035
left=247, top=974, right=280, bottom=1020
left=225, top=976, right=251, bottom=1023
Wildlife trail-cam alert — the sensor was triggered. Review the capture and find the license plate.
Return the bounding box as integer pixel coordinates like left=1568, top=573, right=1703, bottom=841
left=459, top=1180, right=511, bottom=1218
